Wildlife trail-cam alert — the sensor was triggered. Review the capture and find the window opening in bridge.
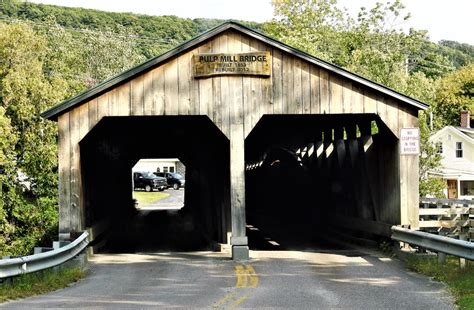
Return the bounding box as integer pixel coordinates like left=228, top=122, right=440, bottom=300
left=132, top=158, right=185, bottom=211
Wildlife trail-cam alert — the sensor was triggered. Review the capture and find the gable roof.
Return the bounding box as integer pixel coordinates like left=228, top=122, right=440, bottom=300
left=41, top=20, right=429, bottom=121
left=430, top=126, right=474, bottom=144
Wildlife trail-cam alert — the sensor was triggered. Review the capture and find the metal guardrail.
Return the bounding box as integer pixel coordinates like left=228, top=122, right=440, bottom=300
left=0, top=231, right=89, bottom=279
left=391, top=226, right=474, bottom=260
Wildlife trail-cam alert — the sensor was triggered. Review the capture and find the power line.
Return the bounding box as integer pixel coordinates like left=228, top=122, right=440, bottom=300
left=0, top=16, right=183, bottom=45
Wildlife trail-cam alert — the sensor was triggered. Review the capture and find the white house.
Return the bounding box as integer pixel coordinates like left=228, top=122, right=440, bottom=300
left=132, top=158, right=184, bottom=174
left=429, top=111, right=474, bottom=199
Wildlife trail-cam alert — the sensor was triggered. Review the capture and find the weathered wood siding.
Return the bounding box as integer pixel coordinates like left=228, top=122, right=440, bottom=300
left=57, top=29, right=419, bottom=233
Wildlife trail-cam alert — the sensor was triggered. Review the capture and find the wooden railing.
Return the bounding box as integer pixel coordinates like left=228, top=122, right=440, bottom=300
left=419, top=198, right=474, bottom=241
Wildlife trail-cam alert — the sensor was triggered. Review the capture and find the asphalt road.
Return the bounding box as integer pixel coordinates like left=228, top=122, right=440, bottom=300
left=139, top=188, right=184, bottom=211
left=2, top=248, right=455, bottom=309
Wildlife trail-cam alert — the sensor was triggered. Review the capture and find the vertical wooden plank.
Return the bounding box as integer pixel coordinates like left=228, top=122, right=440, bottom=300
left=406, top=108, right=419, bottom=228
left=115, top=82, right=131, bottom=116
left=228, top=31, right=247, bottom=245
left=58, top=113, right=71, bottom=236
left=189, top=47, right=201, bottom=116
left=217, top=35, right=229, bottom=138
left=259, top=40, right=273, bottom=120
left=272, top=48, right=283, bottom=115
left=241, top=35, right=253, bottom=138
left=351, top=86, right=364, bottom=114
left=398, top=105, right=419, bottom=228
left=198, top=41, right=213, bottom=117
left=143, top=71, right=154, bottom=115
left=88, top=98, right=98, bottom=129
left=69, top=108, right=81, bottom=232
left=152, top=66, right=165, bottom=115
left=164, top=58, right=179, bottom=115
left=376, top=94, right=387, bottom=123
left=249, top=37, right=262, bottom=131
left=342, top=80, right=353, bottom=113
left=282, top=54, right=294, bottom=114
left=213, top=35, right=226, bottom=134
left=382, top=98, right=400, bottom=138
left=329, top=74, right=343, bottom=113
left=78, top=103, right=89, bottom=142
left=364, top=89, right=377, bottom=114
left=309, top=66, right=320, bottom=114
left=320, top=69, right=329, bottom=114
left=108, top=88, right=117, bottom=116
left=78, top=103, right=89, bottom=229
left=301, top=61, right=311, bottom=114
left=131, top=75, right=144, bottom=116
left=291, top=58, right=302, bottom=114
left=97, top=93, right=109, bottom=122
left=178, top=52, right=192, bottom=115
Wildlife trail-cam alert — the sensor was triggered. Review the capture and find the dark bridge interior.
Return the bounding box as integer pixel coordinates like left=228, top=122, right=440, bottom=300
left=80, top=114, right=400, bottom=253
left=80, top=116, right=230, bottom=252
left=245, top=114, right=400, bottom=250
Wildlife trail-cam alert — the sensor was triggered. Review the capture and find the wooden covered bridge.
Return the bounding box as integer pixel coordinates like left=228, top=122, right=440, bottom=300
left=42, top=21, right=426, bottom=259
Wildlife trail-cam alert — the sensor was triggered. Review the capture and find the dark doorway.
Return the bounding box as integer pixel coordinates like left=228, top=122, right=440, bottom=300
left=80, top=116, right=230, bottom=253
left=245, top=114, right=399, bottom=251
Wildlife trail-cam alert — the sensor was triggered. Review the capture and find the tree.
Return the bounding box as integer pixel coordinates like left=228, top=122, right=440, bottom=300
left=432, top=64, right=474, bottom=128
left=418, top=111, right=445, bottom=198
left=0, top=22, right=61, bottom=255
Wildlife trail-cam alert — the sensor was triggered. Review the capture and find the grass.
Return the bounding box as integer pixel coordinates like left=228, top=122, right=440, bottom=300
left=405, top=255, right=474, bottom=309
left=133, top=191, right=170, bottom=206
left=0, top=267, right=86, bottom=303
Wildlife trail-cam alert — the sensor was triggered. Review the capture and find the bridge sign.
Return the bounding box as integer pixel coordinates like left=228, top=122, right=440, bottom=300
left=400, top=128, right=420, bottom=155
left=193, top=51, right=271, bottom=78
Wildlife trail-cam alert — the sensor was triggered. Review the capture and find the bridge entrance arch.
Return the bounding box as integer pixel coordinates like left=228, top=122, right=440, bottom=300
left=79, top=116, right=230, bottom=252
left=245, top=114, right=400, bottom=249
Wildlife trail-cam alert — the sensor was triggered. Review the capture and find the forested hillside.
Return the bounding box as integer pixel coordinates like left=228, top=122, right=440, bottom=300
left=0, top=0, right=472, bottom=255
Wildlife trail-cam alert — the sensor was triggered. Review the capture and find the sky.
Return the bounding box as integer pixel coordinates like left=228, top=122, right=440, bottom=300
left=28, top=0, right=473, bottom=45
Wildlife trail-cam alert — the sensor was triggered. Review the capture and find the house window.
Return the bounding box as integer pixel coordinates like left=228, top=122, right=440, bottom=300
left=461, top=181, right=474, bottom=196
left=170, top=166, right=175, bottom=173
left=436, top=142, right=443, bottom=154
left=163, top=167, right=169, bottom=173
left=456, top=142, right=463, bottom=158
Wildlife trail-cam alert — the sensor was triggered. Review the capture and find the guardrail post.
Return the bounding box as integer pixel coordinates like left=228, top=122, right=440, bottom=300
left=437, top=230, right=447, bottom=264
left=437, top=251, right=446, bottom=264
left=459, top=234, right=467, bottom=268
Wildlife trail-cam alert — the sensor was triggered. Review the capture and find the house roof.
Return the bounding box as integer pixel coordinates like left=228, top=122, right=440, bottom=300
left=41, top=20, right=429, bottom=121
left=430, top=126, right=474, bottom=144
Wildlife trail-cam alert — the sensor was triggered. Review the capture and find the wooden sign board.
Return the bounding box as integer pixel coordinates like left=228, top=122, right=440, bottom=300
left=193, top=51, right=271, bottom=78
left=400, top=128, right=420, bottom=155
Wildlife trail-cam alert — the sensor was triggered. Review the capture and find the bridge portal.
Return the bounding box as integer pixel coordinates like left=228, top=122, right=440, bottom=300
left=42, top=21, right=426, bottom=259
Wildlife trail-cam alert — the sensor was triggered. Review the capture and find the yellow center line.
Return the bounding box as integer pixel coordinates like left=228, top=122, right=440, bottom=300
left=235, top=265, right=248, bottom=288
left=213, top=292, right=235, bottom=308
left=246, top=265, right=259, bottom=288
left=228, top=295, right=250, bottom=310
left=213, top=264, right=258, bottom=309
left=235, top=264, right=258, bottom=288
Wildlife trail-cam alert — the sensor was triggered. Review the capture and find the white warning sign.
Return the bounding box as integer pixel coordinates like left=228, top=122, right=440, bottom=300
left=400, top=128, right=420, bottom=155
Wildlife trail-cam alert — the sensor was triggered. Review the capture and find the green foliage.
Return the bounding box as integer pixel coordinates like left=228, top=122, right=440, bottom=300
left=0, top=0, right=472, bottom=254
left=0, top=0, right=261, bottom=60
left=406, top=256, right=474, bottom=309
left=433, top=64, right=474, bottom=128
left=0, top=267, right=86, bottom=303
left=418, top=111, right=445, bottom=198
left=133, top=191, right=170, bottom=207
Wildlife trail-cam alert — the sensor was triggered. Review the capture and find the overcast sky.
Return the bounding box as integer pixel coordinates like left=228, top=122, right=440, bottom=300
left=28, top=0, right=473, bottom=45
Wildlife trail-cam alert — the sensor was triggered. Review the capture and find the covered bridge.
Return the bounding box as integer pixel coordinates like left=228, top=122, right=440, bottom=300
left=42, top=21, right=426, bottom=259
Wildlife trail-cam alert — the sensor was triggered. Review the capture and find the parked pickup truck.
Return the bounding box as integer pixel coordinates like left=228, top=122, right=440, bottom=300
left=154, top=172, right=185, bottom=190
left=133, top=172, right=168, bottom=192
